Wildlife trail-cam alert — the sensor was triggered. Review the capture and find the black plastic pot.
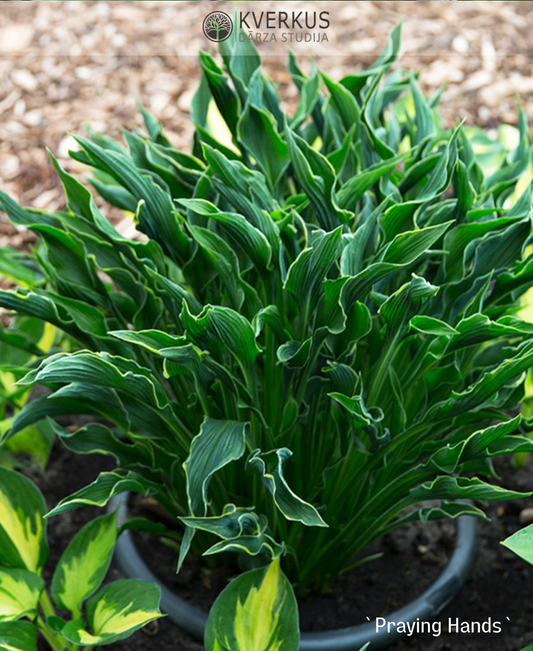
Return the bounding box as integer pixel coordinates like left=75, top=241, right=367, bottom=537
left=110, top=494, right=478, bottom=650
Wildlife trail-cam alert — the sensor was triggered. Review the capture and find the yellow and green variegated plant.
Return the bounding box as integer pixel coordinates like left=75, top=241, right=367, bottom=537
left=203, top=557, right=369, bottom=651
left=1, top=21, right=533, bottom=613
left=0, top=466, right=162, bottom=651
left=503, top=521, right=533, bottom=568
left=502, top=526, right=533, bottom=651
left=206, top=557, right=299, bottom=651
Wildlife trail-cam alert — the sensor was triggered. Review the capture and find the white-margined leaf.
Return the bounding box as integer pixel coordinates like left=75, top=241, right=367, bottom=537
left=47, top=470, right=160, bottom=517
left=179, top=199, right=272, bottom=270
left=408, top=476, right=529, bottom=506
left=185, top=420, right=248, bottom=518
left=284, top=227, right=343, bottom=310
left=181, top=504, right=262, bottom=540
left=248, top=449, right=327, bottom=527
left=285, top=127, right=351, bottom=230
left=204, top=534, right=285, bottom=560
left=181, top=302, right=260, bottom=367
left=237, top=102, right=290, bottom=190
left=179, top=418, right=248, bottom=569
left=410, top=316, right=458, bottom=337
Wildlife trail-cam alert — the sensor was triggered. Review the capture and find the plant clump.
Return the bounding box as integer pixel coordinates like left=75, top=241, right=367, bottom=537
left=1, top=24, right=533, bottom=598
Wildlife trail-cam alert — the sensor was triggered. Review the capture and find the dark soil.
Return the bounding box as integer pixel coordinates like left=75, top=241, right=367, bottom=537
left=33, top=444, right=533, bottom=651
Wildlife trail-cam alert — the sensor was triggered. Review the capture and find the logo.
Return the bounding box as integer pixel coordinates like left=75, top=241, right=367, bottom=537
left=203, top=11, right=233, bottom=43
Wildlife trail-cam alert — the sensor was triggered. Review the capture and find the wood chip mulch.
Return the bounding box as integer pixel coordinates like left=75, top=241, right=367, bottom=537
left=1, top=1, right=533, bottom=249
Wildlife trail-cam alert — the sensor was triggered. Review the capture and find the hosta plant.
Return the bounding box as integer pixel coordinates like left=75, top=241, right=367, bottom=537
left=204, top=556, right=370, bottom=651
left=0, top=466, right=162, bottom=651
left=1, top=24, right=533, bottom=605
left=205, top=558, right=299, bottom=651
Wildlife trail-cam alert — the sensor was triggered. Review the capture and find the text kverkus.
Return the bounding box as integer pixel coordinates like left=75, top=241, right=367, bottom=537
left=375, top=617, right=505, bottom=637
left=239, top=11, right=330, bottom=30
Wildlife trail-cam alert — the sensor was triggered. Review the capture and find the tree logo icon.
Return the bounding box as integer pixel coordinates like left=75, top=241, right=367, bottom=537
left=203, top=11, right=233, bottom=43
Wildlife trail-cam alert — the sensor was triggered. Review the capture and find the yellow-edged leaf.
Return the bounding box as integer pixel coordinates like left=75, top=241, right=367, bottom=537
left=61, top=579, right=163, bottom=646
left=205, top=558, right=299, bottom=651
left=0, top=569, right=44, bottom=621
left=51, top=511, right=117, bottom=617
left=0, top=468, right=46, bottom=573
left=0, top=621, right=38, bottom=651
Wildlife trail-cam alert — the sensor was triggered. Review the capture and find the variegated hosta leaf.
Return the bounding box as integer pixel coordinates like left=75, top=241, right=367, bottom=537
left=180, top=503, right=263, bottom=540
left=201, top=153, right=280, bottom=261
left=0, top=568, right=44, bottom=621
left=426, top=417, right=524, bottom=474
left=248, top=449, right=327, bottom=527
left=178, top=199, right=272, bottom=270
left=110, top=329, right=186, bottom=354
left=197, top=51, right=240, bottom=138
left=181, top=303, right=261, bottom=368
left=0, top=621, right=37, bottom=651
left=184, top=420, right=249, bottom=517
left=284, top=226, right=344, bottom=311
left=205, top=558, right=299, bottom=651
left=48, top=420, right=152, bottom=469
left=379, top=274, right=439, bottom=331
left=182, top=504, right=285, bottom=561
left=111, top=329, right=208, bottom=382
left=502, top=523, right=533, bottom=566
left=187, top=223, right=247, bottom=310
left=336, top=152, right=407, bottom=210
left=210, top=640, right=231, bottom=651
left=426, top=339, right=533, bottom=421
left=382, top=222, right=453, bottom=266
left=205, top=534, right=285, bottom=560
left=51, top=511, right=117, bottom=617
left=277, top=338, right=312, bottom=368
left=318, top=70, right=359, bottom=134
left=285, top=126, right=351, bottom=230
left=14, top=352, right=187, bottom=456
left=408, top=476, right=529, bottom=507
left=19, top=351, right=169, bottom=411
left=237, top=100, right=290, bottom=191
left=0, top=468, right=47, bottom=573
left=47, top=469, right=160, bottom=517
left=443, top=313, right=533, bottom=353
left=410, top=315, right=458, bottom=337
left=180, top=418, right=248, bottom=569
left=340, top=221, right=453, bottom=311
left=329, top=391, right=387, bottom=451
left=393, top=501, right=489, bottom=528
left=61, top=579, right=162, bottom=646
left=72, top=135, right=190, bottom=261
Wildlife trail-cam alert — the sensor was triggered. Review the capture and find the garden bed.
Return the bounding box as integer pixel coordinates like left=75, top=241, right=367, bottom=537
left=2, top=5, right=533, bottom=650
left=34, top=443, right=533, bottom=651
left=3, top=1, right=533, bottom=225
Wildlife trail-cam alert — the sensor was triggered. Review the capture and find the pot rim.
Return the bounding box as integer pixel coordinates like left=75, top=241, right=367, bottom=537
left=110, top=494, right=477, bottom=651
